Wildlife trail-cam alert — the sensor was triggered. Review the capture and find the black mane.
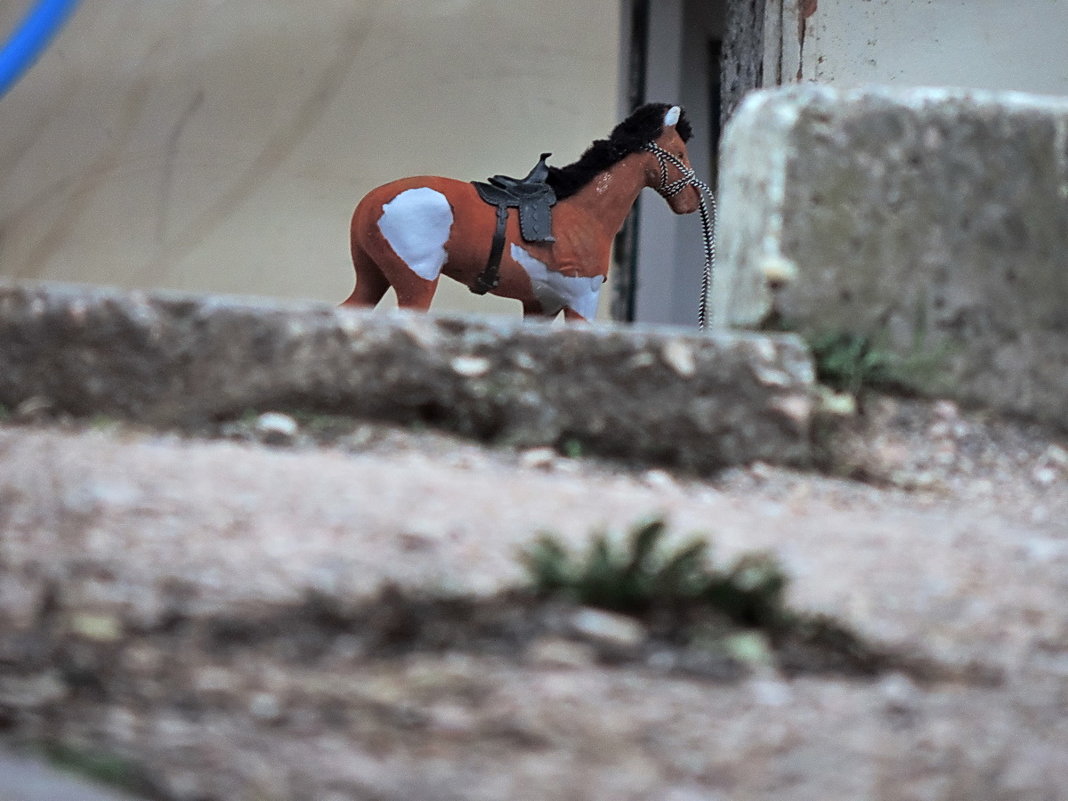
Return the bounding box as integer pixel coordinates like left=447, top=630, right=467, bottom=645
left=546, top=103, right=692, bottom=200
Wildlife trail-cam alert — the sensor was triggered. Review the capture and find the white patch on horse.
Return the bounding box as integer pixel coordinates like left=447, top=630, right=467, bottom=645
left=510, top=244, right=604, bottom=319
left=378, top=187, right=453, bottom=281
left=664, top=105, right=681, bottom=126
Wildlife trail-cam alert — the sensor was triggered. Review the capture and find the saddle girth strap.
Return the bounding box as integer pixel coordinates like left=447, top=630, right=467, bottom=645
left=471, top=203, right=509, bottom=295
left=469, top=152, right=556, bottom=296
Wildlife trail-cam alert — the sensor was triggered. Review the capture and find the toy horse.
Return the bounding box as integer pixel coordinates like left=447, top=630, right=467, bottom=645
left=343, top=103, right=701, bottom=321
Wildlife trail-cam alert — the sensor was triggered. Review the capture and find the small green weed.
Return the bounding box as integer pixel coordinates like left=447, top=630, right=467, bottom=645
left=803, top=292, right=956, bottom=399
left=561, top=438, right=585, bottom=459
left=522, top=518, right=891, bottom=676
left=88, top=413, right=120, bottom=431
left=807, top=330, right=900, bottom=396
left=806, top=328, right=951, bottom=399
left=522, top=517, right=789, bottom=627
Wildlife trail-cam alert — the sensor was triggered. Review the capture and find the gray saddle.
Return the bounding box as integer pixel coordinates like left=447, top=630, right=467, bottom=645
left=473, top=152, right=557, bottom=242
left=469, top=153, right=557, bottom=294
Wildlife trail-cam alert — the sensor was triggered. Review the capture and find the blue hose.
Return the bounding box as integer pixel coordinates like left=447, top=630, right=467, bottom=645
left=0, top=0, right=81, bottom=98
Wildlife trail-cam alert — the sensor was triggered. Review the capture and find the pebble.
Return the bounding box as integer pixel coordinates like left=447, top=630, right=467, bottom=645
left=878, top=672, right=921, bottom=713
left=1042, top=444, right=1068, bottom=467
left=105, top=707, right=138, bottom=741
left=13, top=395, right=54, bottom=421
left=642, top=469, right=676, bottom=489
left=568, top=608, right=646, bottom=649
left=934, top=449, right=957, bottom=466
left=646, top=649, right=678, bottom=672
left=248, top=691, right=284, bottom=722
left=428, top=703, right=478, bottom=736
left=527, top=637, right=598, bottom=669
left=661, top=340, right=696, bottom=377
left=254, top=412, right=299, bottom=445
left=750, top=677, right=793, bottom=707
left=162, top=770, right=205, bottom=800
left=0, top=671, right=67, bottom=708
left=1032, top=465, right=1058, bottom=486
left=1030, top=506, right=1051, bottom=525
left=449, top=355, right=492, bottom=378
left=195, top=666, right=242, bottom=694
left=816, top=388, right=857, bottom=417
left=748, top=461, right=773, bottom=481
left=66, top=612, right=123, bottom=642
left=722, top=632, right=774, bottom=667
left=662, top=787, right=730, bottom=801
left=759, top=254, right=799, bottom=286
left=520, top=447, right=559, bottom=470
left=1023, top=537, right=1068, bottom=563
left=933, top=400, right=960, bottom=419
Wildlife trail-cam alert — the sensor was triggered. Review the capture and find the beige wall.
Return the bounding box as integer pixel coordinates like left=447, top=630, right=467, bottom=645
left=770, top=0, right=1068, bottom=97
left=0, top=1, right=621, bottom=316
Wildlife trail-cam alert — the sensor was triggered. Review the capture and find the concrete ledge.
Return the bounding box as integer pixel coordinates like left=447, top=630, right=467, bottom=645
left=0, top=282, right=814, bottom=472
left=713, top=85, right=1068, bottom=427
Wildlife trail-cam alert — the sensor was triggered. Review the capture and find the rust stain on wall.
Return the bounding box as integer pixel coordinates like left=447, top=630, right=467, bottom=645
left=797, top=0, right=818, bottom=80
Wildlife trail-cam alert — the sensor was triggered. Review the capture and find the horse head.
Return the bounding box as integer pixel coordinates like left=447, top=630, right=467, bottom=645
left=643, top=105, right=702, bottom=215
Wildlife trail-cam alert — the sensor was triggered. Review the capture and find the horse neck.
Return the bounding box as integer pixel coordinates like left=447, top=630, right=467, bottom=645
left=561, top=152, right=650, bottom=234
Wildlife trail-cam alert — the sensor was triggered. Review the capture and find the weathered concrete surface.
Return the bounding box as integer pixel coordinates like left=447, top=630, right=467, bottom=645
left=1, top=401, right=1066, bottom=801
left=712, top=85, right=1068, bottom=427
left=0, top=282, right=813, bottom=471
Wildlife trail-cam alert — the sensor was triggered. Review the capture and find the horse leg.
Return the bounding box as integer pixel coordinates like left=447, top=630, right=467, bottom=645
left=347, top=183, right=453, bottom=311
left=522, top=300, right=559, bottom=321
left=357, top=234, right=440, bottom=310
left=348, top=238, right=441, bottom=311
left=341, top=242, right=390, bottom=307
left=393, top=276, right=440, bottom=311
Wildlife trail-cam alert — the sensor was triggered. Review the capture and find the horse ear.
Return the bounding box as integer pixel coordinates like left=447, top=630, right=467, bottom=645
left=663, top=105, right=681, bottom=127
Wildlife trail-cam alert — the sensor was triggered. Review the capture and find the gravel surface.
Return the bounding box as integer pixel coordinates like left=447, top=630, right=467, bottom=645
left=1, top=395, right=1067, bottom=800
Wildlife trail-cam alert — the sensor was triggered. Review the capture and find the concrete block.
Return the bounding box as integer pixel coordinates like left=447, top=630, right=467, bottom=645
left=0, top=282, right=814, bottom=472
left=713, top=85, right=1068, bottom=426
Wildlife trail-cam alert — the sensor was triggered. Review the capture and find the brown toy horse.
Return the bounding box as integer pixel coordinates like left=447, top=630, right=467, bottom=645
left=342, top=103, right=700, bottom=321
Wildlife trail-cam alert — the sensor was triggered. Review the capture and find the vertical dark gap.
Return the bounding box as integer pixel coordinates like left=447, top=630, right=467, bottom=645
left=721, top=0, right=766, bottom=128
left=626, top=0, right=649, bottom=111
left=707, top=37, right=724, bottom=192
left=610, top=0, right=649, bottom=323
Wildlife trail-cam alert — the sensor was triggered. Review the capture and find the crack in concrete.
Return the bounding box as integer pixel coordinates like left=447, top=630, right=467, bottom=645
left=156, top=88, right=205, bottom=246
left=144, top=10, right=378, bottom=286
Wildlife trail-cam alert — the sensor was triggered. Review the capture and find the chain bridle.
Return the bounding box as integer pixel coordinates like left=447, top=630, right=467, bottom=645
left=643, top=141, right=717, bottom=330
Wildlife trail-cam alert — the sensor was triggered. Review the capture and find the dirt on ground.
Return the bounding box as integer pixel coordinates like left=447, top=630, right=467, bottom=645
left=1, top=394, right=1067, bottom=801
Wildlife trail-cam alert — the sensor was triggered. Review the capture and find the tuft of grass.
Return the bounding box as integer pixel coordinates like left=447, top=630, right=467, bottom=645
left=88, top=413, right=120, bottom=431
left=806, top=330, right=901, bottom=397
left=805, top=305, right=954, bottom=400
left=521, top=518, right=892, bottom=677
left=522, top=517, right=789, bottom=627
left=560, top=438, right=585, bottom=459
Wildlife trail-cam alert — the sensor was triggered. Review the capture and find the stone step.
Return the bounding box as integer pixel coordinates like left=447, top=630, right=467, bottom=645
left=0, top=282, right=814, bottom=472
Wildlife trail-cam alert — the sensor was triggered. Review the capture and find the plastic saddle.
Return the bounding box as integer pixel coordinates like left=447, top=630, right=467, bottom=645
left=469, top=153, right=557, bottom=294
